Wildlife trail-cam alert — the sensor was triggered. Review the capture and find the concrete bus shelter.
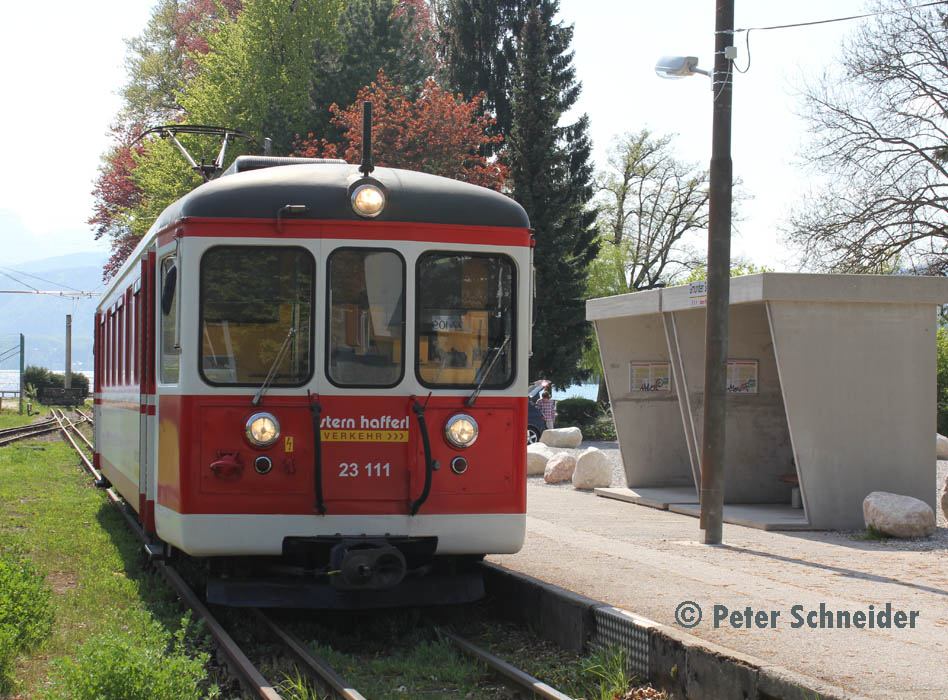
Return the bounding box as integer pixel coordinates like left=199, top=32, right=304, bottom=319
left=587, top=273, right=948, bottom=530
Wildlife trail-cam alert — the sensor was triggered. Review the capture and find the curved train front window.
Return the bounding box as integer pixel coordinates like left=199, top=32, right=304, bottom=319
left=200, top=246, right=314, bottom=386
left=416, top=253, right=515, bottom=388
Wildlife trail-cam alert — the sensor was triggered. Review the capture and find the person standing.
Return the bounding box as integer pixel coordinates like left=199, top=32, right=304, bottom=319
left=536, top=389, right=556, bottom=430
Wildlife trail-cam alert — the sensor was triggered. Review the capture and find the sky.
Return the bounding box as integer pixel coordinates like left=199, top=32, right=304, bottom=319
left=0, top=0, right=870, bottom=270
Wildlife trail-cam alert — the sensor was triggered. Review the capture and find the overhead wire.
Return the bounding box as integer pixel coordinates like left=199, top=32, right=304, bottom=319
left=716, top=1, right=947, bottom=83
left=0, top=270, right=38, bottom=292
left=0, top=266, right=90, bottom=294
left=722, top=0, right=948, bottom=34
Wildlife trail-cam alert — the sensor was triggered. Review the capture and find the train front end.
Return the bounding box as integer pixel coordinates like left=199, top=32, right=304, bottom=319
left=149, top=159, right=531, bottom=607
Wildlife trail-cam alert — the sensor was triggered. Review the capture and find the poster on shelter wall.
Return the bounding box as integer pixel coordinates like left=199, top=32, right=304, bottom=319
left=689, top=281, right=707, bottom=307
left=727, top=359, right=758, bottom=394
left=629, top=362, right=671, bottom=392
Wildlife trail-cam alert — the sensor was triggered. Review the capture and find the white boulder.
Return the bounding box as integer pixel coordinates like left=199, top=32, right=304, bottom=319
left=572, top=447, right=612, bottom=490
left=937, top=434, right=948, bottom=460
left=541, top=426, right=583, bottom=448
left=940, top=473, right=948, bottom=522
left=543, top=453, right=576, bottom=484
left=863, top=491, right=936, bottom=538
left=526, top=442, right=555, bottom=476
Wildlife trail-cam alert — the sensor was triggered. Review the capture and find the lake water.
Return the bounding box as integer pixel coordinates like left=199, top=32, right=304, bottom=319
left=552, top=383, right=599, bottom=401
left=0, top=370, right=94, bottom=393
left=0, top=369, right=597, bottom=400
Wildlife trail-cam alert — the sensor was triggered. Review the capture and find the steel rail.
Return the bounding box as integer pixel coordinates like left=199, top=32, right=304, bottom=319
left=441, top=630, right=575, bottom=700
left=51, top=413, right=285, bottom=700
left=157, top=565, right=283, bottom=700
left=0, top=418, right=60, bottom=446
left=252, top=610, right=368, bottom=700
left=54, top=409, right=93, bottom=451
left=75, top=408, right=94, bottom=425
left=52, top=411, right=104, bottom=482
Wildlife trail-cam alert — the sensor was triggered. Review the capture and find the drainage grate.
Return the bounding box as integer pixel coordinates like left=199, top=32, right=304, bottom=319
left=590, top=606, right=649, bottom=677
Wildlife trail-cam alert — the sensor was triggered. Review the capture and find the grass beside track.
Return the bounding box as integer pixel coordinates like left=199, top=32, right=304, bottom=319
left=0, top=411, right=664, bottom=700
left=0, top=401, right=46, bottom=431
left=0, top=430, right=218, bottom=699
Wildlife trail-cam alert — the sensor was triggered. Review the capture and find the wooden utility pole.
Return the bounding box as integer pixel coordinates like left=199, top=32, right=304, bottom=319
left=699, top=0, right=734, bottom=545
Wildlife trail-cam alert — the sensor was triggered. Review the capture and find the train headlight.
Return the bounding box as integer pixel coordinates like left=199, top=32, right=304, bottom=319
left=246, top=412, right=280, bottom=447
left=351, top=183, right=386, bottom=218
left=445, top=414, right=478, bottom=448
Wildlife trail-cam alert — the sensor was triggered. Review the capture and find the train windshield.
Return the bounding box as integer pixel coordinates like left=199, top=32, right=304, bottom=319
left=327, top=248, right=405, bottom=387
left=200, top=246, right=314, bottom=386
left=416, top=253, right=515, bottom=388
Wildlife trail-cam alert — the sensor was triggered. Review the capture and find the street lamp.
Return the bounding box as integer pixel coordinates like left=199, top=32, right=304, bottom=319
left=654, top=56, right=710, bottom=78
left=655, top=1, right=735, bottom=545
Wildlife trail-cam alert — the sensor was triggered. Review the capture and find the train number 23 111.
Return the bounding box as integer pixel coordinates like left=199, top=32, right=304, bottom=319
left=338, top=462, right=391, bottom=478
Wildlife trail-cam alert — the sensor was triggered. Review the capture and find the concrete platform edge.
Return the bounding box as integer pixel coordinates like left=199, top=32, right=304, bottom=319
left=481, top=561, right=874, bottom=700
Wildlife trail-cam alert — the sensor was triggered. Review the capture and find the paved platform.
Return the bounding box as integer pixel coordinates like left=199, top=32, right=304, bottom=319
left=488, top=477, right=948, bottom=700
left=596, top=488, right=810, bottom=530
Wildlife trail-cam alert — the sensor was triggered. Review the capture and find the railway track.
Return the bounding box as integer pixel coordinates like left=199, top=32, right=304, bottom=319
left=0, top=416, right=62, bottom=446
left=44, top=409, right=579, bottom=700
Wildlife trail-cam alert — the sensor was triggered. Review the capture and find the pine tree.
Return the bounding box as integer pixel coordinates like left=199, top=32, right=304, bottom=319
left=308, top=0, right=437, bottom=145
left=440, top=0, right=599, bottom=385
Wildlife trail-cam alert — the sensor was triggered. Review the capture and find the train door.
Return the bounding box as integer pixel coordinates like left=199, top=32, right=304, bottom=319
left=320, top=246, right=411, bottom=513
left=139, top=251, right=157, bottom=531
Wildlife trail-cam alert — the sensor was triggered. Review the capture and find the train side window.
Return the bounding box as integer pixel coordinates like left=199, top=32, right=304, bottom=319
left=160, top=256, right=179, bottom=384
left=199, top=246, right=314, bottom=386
left=326, top=248, right=405, bottom=387
left=416, top=253, right=515, bottom=388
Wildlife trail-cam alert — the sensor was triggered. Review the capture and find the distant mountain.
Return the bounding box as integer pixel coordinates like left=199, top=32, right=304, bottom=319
left=0, top=254, right=107, bottom=371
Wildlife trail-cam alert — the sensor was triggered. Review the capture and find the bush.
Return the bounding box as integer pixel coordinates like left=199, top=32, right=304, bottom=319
left=22, top=366, right=89, bottom=400
left=585, top=412, right=617, bottom=441
left=45, top=617, right=212, bottom=700
left=555, top=397, right=601, bottom=432
left=0, top=541, right=54, bottom=693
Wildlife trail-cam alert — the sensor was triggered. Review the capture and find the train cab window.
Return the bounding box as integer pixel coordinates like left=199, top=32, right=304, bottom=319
left=327, top=248, right=405, bottom=387
left=416, top=253, right=514, bottom=388
left=200, top=246, right=314, bottom=386
left=159, top=257, right=179, bottom=384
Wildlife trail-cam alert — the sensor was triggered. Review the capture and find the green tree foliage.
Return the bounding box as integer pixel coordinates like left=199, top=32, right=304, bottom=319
left=590, top=130, right=709, bottom=295
left=310, top=0, right=437, bottom=144
left=93, top=0, right=444, bottom=277
left=92, top=0, right=240, bottom=279
left=120, top=0, right=242, bottom=126
left=181, top=0, right=345, bottom=156
left=437, top=0, right=516, bottom=155
left=504, top=2, right=598, bottom=386
left=22, top=366, right=90, bottom=399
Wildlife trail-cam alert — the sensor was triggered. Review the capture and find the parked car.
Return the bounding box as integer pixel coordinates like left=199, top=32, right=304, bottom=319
left=526, top=379, right=551, bottom=444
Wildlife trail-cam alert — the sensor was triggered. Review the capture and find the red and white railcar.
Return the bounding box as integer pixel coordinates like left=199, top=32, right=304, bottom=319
left=93, top=156, right=532, bottom=607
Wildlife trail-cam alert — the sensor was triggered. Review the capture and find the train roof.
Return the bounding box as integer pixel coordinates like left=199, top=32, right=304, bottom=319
left=150, top=158, right=531, bottom=233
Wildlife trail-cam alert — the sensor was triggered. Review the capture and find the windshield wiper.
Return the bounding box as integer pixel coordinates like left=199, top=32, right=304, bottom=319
left=252, top=327, right=297, bottom=406
left=465, top=334, right=510, bottom=407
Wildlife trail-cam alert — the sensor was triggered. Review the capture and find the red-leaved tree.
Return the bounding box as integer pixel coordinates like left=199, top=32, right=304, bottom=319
left=173, top=0, right=243, bottom=79
left=296, top=71, right=508, bottom=191
left=89, top=125, right=147, bottom=279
